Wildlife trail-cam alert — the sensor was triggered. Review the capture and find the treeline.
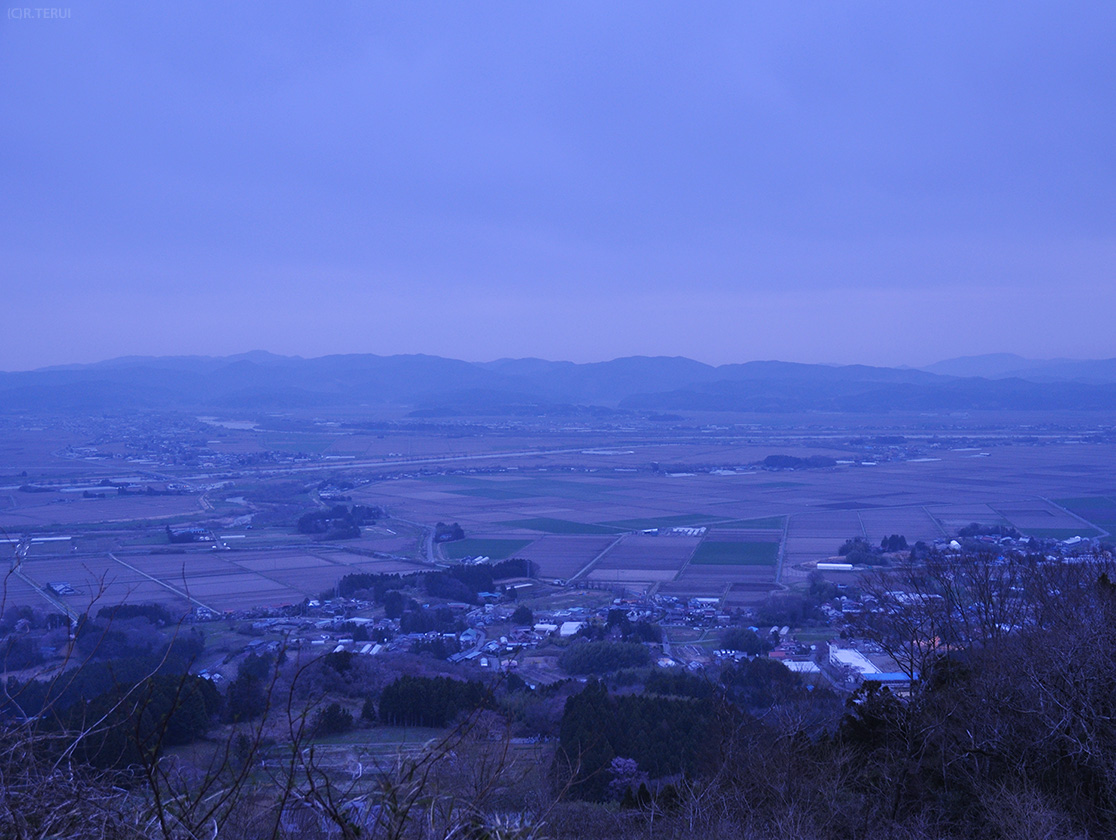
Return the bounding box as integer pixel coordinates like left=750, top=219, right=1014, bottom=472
left=958, top=521, right=1021, bottom=539
left=296, top=504, right=381, bottom=538
left=1, top=611, right=216, bottom=770
left=434, top=521, right=465, bottom=542
left=556, top=680, right=723, bottom=801
left=558, top=641, right=651, bottom=675
left=838, top=534, right=919, bottom=564
left=334, top=558, right=536, bottom=605
left=377, top=675, right=489, bottom=727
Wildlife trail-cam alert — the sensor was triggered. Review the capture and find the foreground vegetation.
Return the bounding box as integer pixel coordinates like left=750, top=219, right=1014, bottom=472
left=5, top=552, right=1116, bottom=838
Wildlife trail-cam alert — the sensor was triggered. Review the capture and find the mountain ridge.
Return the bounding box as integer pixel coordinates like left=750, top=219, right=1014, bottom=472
left=5, top=352, right=1116, bottom=414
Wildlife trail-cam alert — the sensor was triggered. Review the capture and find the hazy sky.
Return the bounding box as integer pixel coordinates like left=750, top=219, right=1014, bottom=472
left=2, top=2, right=1115, bottom=370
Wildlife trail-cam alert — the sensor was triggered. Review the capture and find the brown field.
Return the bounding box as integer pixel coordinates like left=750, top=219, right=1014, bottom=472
left=516, top=535, right=618, bottom=579
left=585, top=568, right=679, bottom=584
left=4, top=547, right=432, bottom=615
left=579, top=534, right=702, bottom=590
left=594, top=534, right=700, bottom=571
left=926, top=503, right=1011, bottom=533
left=660, top=564, right=778, bottom=604
left=991, top=500, right=1091, bottom=532
left=858, top=507, right=944, bottom=543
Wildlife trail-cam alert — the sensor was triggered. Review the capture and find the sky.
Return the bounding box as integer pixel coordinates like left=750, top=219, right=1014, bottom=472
left=2, top=1, right=1115, bottom=371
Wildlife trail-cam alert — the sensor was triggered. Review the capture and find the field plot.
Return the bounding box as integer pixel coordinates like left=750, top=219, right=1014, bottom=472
left=992, top=500, right=1099, bottom=538
left=586, top=534, right=700, bottom=587
left=132, top=553, right=240, bottom=581
left=594, top=534, right=700, bottom=571
left=442, top=538, right=535, bottom=561
left=1, top=572, right=61, bottom=610
left=704, top=527, right=784, bottom=541
left=857, top=507, right=944, bottom=544
left=586, top=568, right=679, bottom=584
left=342, top=535, right=420, bottom=556
left=784, top=511, right=862, bottom=559
left=17, top=554, right=188, bottom=612
left=516, top=535, right=618, bottom=579
left=660, top=565, right=777, bottom=604
left=691, top=541, right=778, bottom=566
left=499, top=518, right=620, bottom=535
left=926, top=503, right=1012, bottom=534
left=601, top=514, right=732, bottom=531
left=713, top=516, right=786, bottom=530
left=1056, top=496, right=1116, bottom=537
left=183, top=573, right=300, bottom=611
left=0, top=494, right=204, bottom=530
left=230, top=553, right=341, bottom=594
left=723, top=580, right=782, bottom=606
left=2, top=546, right=434, bottom=613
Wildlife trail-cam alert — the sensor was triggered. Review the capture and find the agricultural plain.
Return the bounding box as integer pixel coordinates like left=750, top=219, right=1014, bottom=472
left=4, top=414, right=1116, bottom=613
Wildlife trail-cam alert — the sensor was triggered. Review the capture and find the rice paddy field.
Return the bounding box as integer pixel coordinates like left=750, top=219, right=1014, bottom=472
left=7, top=547, right=431, bottom=616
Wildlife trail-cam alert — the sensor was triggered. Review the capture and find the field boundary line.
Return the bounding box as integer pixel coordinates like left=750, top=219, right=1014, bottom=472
left=7, top=563, right=80, bottom=620
left=568, top=534, right=624, bottom=583
left=108, top=551, right=217, bottom=614
left=1042, top=496, right=1110, bottom=537
left=672, top=532, right=704, bottom=582
left=922, top=506, right=949, bottom=537
left=774, top=514, right=790, bottom=585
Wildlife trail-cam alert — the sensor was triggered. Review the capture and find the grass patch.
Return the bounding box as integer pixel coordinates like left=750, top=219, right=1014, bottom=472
left=500, top=518, right=621, bottom=535
left=1055, top=496, right=1116, bottom=511
left=601, top=514, right=732, bottom=531
left=663, top=626, right=706, bottom=644
left=442, top=538, right=534, bottom=560
left=691, top=541, right=779, bottom=566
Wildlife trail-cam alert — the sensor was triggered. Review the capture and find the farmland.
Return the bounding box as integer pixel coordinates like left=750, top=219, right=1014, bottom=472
left=690, top=541, right=779, bottom=566
left=4, top=412, right=1116, bottom=613
left=8, top=545, right=432, bottom=616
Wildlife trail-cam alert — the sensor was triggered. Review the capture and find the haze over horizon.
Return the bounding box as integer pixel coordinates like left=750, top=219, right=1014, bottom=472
left=3, top=2, right=1114, bottom=371
left=4, top=347, right=1112, bottom=377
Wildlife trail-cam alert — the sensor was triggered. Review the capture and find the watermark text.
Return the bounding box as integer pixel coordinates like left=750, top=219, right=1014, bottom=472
left=7, top=7, right=72, bottom=20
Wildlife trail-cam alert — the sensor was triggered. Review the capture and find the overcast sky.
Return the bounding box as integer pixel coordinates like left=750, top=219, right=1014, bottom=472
left=2, top=2, right=1114, bottom=370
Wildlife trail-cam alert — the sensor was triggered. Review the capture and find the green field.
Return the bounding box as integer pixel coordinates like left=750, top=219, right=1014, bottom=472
left=442, top=538, right=535, bottom=560
left=690, top=540, right=780, bottom=565
left=1054, top=497, right=1116, bottom=536
left=499, top=518, right=621, bottom=535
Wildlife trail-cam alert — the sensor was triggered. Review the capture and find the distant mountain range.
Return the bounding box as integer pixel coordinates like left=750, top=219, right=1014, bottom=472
left=921, top=353, right=1116, bottom=384
left=4, top=352, right=1116, bottom=414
